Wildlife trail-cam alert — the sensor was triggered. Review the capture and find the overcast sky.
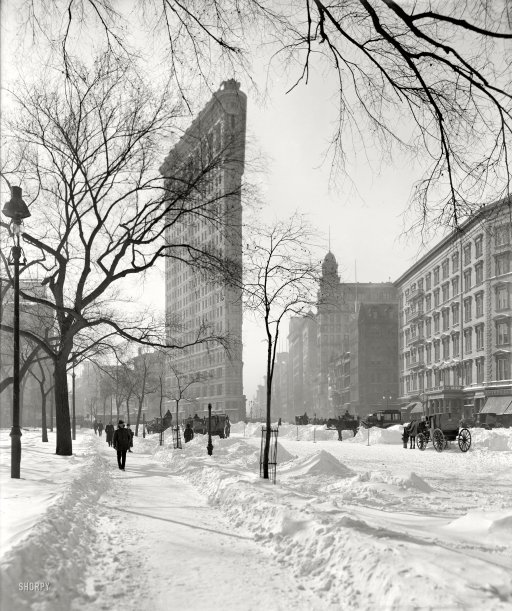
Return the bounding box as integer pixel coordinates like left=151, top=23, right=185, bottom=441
left=1, top=4, right=444, bottom=403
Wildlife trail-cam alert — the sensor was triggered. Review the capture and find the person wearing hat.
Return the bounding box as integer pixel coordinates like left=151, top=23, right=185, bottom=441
left=113, top=420, right=131, bottom=471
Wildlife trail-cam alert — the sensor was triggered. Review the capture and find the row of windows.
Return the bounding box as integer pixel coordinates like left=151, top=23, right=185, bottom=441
left=403, top=285, right=511, bottom=335
left=403, top=321, right=510, bottom=367
left=402, top=224, right=511, bottom=306
left=402, top=354, right=511, bottom=391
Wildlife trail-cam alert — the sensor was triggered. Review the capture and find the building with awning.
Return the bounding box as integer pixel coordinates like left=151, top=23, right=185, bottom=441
left=395, top=197, right=512, bottom=420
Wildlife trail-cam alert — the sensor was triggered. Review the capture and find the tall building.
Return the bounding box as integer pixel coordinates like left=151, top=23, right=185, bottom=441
left=284, top=251, right=398, bottom=420
left=160, top=80, right=247, bottom=422
left=395, top=198, right=512, bottom=418
left=327, top=302, right=398, bottom=418
left=314, top=251, right=398, bottom=416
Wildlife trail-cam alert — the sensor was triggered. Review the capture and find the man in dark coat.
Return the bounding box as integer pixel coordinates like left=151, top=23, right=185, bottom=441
left=113, top=420, right=131, bottom=470
left=105, top=422, right=115, bottom=447
left=184, top=422, right=194, bottom=443
left=97, top=421, right=104, bottom=437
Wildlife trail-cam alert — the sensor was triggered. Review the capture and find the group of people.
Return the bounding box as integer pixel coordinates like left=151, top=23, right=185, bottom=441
left=92, top=420, right=104, bottom=436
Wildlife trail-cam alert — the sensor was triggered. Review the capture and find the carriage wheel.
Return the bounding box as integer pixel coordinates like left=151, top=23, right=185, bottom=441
left=458, top=428, right=471, bottom=453
left=416, top=433, right=427, bottom=451
left=432, top=429, right=445, bottom=452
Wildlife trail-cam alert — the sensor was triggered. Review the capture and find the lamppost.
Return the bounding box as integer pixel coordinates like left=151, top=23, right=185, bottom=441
left=207, top=403, right=213, bottom=456
left=2, top=186, right=31, bottom=479
left=383, top=395, right=392, bottom=410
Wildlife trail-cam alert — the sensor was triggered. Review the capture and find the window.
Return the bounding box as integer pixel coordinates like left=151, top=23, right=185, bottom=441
left=497, top=321, right=510, bottom=346
left=476, top=358, right=485, bottom=383
left=476, top=324, right=484, bottom=350
left=475, top=235, right=483, bottom=258
left=418, top=278, right=424, bottom=291
left=442, top=282, right=450, bottom=303
left=464, top=360, right=473, bottom=385
left=452, top=252, right=459, bottom=274
left=434, top=313, right=440, bottom=333
left=496, top=224, right=511, bottom=247
left=426, top=273, right=431, bottom=290
left=475, top=262, right=484, bottom=285
left=496, top=356, right=510, bottom=380
left=464, top=297, right=472, bottom=322
left=442, top=336, right=450, bottom=360
left=496, top=285, right=510, bottom=310
left=464, top=269, right=472, bottom=292
left=452, top=332, right=460, bottom=357
left=496, top=253, right=511, bottom=276
left=475, top=292, right=484, bottom=318
left=442, top=259, right=449, bottom=279
left=451, top=276, right=459, bottom=297
left=426, top=343, right=432, bottom=364
left=434, top=289, right=440, bottom=307
left=425, top=294, right=432, bottom=311
left=442, top=308, right=450, bottom=331
left=434, top=340, right=440, bottom=361
left=426, top=317, right=432, bottom=337
left=434, top=267, right=440, bottom=285
left=497, top=357, right=511, bottom=381
left=426, top=370, right=432, bottom=389
left=463, top=244, right=471, bottom=265
left=464, top=328, right=472, bottom=353
left=452, top=303, right=460, bottom=325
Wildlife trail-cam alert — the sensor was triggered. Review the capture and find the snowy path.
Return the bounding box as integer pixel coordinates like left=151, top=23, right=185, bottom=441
left=72, top=439, right=319, bottom=611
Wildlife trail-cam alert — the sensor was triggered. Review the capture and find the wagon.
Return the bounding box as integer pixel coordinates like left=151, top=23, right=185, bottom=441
left=416, top=412, right=471, bottom=453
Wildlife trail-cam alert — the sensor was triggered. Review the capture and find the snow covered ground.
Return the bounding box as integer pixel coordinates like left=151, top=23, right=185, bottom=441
left=1, top=423, right=512, bottom=610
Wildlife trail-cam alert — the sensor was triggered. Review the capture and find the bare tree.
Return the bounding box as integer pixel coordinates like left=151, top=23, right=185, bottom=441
left=27, top=359, right=54, bottom=442
left=7, top=0, right=512, bottom=229
left=1, top=53, right=240, bottom=456
left=244, top=213, right=320, bottom=479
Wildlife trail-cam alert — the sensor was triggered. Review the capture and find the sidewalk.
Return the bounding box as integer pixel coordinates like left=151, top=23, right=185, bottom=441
left=70, top=438, right=319, bottom=611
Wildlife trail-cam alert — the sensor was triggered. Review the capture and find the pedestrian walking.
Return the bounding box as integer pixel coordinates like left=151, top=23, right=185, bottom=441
left=127, top=423, right=134, bottom=452
left=113, top=420, right=131, bottom=471
left=336, top=418, right=343, bottom=442
left=98, top=421, right=104, bottom=437
left=184, top=422, right=194, bottom=443
left=105, top=422, right=115, bottom=447
left=93, top=420, right=98, bottom=435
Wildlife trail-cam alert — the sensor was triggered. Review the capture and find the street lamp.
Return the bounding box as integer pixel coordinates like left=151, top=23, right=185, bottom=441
left=207, top=403, right=213, bottom=456
left=383, top=395, right=392, bottom=410
left=2, top=186, right=31, bottom=479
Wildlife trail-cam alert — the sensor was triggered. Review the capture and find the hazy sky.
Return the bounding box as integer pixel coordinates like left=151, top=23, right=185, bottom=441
left=1, top=4, right=442, bottom=403
left=239, top=65, right=428, bottom=399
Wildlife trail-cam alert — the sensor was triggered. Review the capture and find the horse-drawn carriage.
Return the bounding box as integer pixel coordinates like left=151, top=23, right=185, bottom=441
left=326, top=411, right=359, bottom=436
left=145, top=410, right=173, bottom=434
left=407, top=404, right=472, bottom=453
left=185, top=413, right=231, bottom=438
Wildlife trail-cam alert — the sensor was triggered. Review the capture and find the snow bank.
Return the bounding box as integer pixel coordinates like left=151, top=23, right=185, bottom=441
left=350, top=425, right=402, bottom=445
left=281, top=450, right=355, bottom=478
left=444, top=510, right=512, bottom=539
left=470, top=428, right=512, bottom=451
left=0, top=432, right=111, bottom=610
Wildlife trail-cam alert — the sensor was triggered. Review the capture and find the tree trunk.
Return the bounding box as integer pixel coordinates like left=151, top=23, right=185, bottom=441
left=126, top=397, right=130, bottom=425
left=54, top=358, right=72, bottom=455
left=41, top=389, right=48, bottom=443
left=135, top=398, right=143, bottom=436
left=263, top=338, right=273, bottom=480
